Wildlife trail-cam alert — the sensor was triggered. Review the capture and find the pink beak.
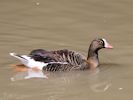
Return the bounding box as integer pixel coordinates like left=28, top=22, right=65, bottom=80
left=105, top=43, right=113, bottom=49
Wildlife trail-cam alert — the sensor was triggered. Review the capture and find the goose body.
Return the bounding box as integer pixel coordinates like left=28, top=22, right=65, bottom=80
left=10, top=38, right=113, bottom=71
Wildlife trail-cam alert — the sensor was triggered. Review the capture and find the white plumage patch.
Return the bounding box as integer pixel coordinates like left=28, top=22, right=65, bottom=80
left=10, top=53, right=47, bottom=70
left=102, top=38, right=108, bottom=48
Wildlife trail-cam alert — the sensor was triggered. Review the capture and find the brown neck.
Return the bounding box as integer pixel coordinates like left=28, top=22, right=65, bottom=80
left=86, top=47, right=99, bottom=69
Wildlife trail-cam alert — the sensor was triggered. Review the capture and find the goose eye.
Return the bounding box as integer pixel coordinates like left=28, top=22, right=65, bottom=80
left=99, top=40, right=103, bottom=44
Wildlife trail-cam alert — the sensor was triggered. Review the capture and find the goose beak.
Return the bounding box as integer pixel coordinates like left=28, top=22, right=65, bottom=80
left=102, top=39, right=113, bottom=49
left=105, top=43, right=113, bottom=49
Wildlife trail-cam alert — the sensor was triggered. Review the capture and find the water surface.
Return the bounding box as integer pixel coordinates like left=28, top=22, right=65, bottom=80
left=0, top=0, right=133, bottom=100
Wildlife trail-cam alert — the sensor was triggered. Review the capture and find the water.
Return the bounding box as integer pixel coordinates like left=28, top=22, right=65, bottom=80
left=0, top=0, right=133, bottom=100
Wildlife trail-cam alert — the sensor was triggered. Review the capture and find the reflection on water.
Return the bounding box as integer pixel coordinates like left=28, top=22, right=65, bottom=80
left=10, top=67, right=112, bottom=93
left=11, top=68, right=48, bottom=81
left=90, top=81, right=111, bottom=92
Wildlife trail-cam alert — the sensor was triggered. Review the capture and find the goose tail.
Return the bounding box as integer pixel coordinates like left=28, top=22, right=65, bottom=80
left=9, top=53, right=28, bottom=66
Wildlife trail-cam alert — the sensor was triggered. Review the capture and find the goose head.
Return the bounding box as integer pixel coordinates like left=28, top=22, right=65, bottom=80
left=87, top=38, right=113, bottom=69
left=89, top=38, right=113, bottom=52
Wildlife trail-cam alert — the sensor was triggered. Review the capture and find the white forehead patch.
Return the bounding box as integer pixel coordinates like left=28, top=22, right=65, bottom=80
left=102, top=38, right=108, bottom=47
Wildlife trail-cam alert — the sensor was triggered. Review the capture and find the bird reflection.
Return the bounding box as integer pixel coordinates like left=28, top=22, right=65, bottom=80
left=10, top=64, right=112, bottom=93
left=10, top=64, right=48, bottom=81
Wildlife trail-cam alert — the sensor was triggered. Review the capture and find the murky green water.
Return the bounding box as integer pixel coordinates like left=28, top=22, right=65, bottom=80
left=0, top=0, right=133, bottom=100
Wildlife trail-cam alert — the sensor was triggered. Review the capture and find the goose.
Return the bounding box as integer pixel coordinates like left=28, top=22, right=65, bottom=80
left=10, top=38, right=113, bottom=71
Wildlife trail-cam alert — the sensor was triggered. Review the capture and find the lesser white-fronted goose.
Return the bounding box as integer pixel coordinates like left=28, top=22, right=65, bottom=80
left=10, top=38, right=113, bottom=71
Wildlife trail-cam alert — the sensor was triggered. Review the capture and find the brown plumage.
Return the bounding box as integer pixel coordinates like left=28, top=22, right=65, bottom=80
left=30, top=49, right=86, bottom=71
left=29, top=38, right=113, bottom=71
